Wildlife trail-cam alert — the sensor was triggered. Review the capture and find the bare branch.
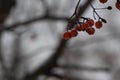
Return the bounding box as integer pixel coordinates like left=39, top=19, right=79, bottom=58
left=1, top=16, right=68, bottom=32
left=23, top=0, right=95, bottom=80
left=59, top=65, right=111, bottom=72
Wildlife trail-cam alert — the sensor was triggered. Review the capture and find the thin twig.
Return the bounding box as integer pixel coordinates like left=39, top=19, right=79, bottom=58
left=88, top=0, right=101, bottom=19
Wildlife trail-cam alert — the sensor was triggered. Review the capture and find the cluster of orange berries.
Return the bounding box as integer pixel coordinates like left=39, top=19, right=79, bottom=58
left=63, top=0, right=120, bottom=40
left=63, top=19, right=103, bottom=40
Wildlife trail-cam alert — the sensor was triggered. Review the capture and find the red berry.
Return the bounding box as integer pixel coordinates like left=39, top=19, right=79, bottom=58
left=70, top=29, right=78, bottom=37
left=63, top=31, right=72, bottom=40
left=99, top=0, right=108, bottom=4
left=95, top=21, right=103, bottom=29
left=86, top=28, right=95, bottom=35
left=75, top=25, right=82, bottom=31
left=81, top=22, right=89, bottom=30
left=115, top=1, right=120, bottom=10
left=87, top=19, right=94, bottom=27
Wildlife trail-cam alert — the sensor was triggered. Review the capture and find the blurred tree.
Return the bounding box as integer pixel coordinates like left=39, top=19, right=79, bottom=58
left=0, top=0, right=120, bottom=80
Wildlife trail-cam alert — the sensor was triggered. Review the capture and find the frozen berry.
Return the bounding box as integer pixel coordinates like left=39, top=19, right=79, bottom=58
left=75, top=25, right=82, bottom=31
left=86, top=28, right=95, bottom=35
left=63, top=31, right=72, bottom=40
left=70, top=29, right=78, bottom=37
left=81, top=22, right=89, bottom=31
left=87, top=19, right=94, bottom=27
left=95, top=21, right=103, bottom=29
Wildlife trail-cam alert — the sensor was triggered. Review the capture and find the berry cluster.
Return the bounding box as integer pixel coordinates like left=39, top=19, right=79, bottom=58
left=63, top=18, right=104, bottom=40
left=63, top=0, right=120, bottom=40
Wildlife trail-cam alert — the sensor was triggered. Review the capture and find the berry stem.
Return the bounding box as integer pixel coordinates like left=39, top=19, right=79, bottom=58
left=93, top=11, right=96, bottom=20
left=69, top=0, right=81, bottom=21
left=75, top=0, right=81, bottom=19
left=95, top=8, right=107, bottom=10
left=95, top=6, right=112, bottom=10
left=88, top=0, right=102, bottom=19
left=67, top=0, right=81, bottom=31
left=75, top=0, right=81, bottom=14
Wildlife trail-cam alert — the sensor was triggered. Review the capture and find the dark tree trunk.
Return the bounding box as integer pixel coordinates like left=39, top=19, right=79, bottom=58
left=0, top=0, right=16, bottom=80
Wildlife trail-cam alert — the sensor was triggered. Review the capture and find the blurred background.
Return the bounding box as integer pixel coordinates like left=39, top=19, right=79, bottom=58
left=0, top=0, right=120, bottom=80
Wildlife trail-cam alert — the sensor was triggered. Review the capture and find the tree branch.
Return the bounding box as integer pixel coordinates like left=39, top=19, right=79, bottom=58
left=23, top=0, right=95, bottom=80
left=58, top=65, right=111, bottom=72
left=0, top=16, right=68, bottom=32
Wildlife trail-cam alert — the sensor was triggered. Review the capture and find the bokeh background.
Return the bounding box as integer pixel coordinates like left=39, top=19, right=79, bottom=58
left=0, top=0, right=120, bottom=80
